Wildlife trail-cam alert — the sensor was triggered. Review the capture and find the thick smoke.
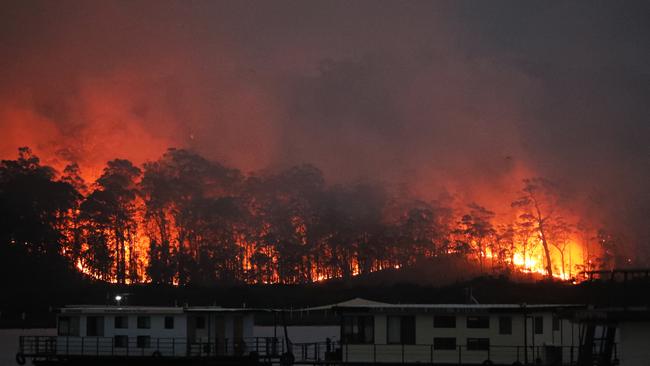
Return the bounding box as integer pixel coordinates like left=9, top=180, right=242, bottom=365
left=0, top=1, right=648, bottom=256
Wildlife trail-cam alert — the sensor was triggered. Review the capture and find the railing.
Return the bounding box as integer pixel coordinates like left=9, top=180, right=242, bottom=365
left=289, top=341, right=340, bottom=362
left=19, top=336, right=285, bottom=359
left=19, top=337, right=618, bottom=365
left=337, top=344, right=617, bottom=365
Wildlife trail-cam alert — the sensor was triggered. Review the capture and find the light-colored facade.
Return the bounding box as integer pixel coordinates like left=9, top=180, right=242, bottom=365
left=337, top=304, right=583, bottom=364
left=53, top=306, right=261, bottom=357
left=618, top=321, right=650, bottom=366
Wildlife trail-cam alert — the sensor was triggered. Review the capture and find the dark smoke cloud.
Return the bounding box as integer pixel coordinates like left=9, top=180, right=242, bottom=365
left=0, top=1, right=648, bottom=253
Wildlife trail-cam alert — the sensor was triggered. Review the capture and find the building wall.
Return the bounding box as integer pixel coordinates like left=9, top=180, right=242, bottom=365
left=618, top=321, right=650, bottom=366
left=343, top=310, right=582, bottom=364
left=56, top=313, right=187, bottom=357
left=254, top=325, right=340, bottom=343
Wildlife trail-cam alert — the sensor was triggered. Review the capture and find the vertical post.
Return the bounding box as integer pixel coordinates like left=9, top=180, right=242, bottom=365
left=96, top=337, right=99, bottom=356
left=531, top=317, right=536, bottom=361
left=458, top=345, right=462, bottom=365
left=374, top=344, right=377, bottom=363
left=81, top=337, right=84, bottom=356
left=516, top=345, right=520, bottom=362
left=402, top=343, right=405, bottom=363
left=523, top=307, right=528, bottom=366
left=430, top=344, right=433, bottom=364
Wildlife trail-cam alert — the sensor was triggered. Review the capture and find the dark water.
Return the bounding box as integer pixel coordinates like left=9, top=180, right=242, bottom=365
left=0, top=329, right=55, bottom=366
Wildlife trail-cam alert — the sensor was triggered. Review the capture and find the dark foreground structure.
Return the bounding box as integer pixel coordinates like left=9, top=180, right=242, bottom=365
left=15, top=302, right=650, bottom=366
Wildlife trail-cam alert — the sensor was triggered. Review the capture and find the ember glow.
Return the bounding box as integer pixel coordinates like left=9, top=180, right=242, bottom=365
left=1, top=147, right=611, bottom=285
left=0, top=2, right=648, bottom=285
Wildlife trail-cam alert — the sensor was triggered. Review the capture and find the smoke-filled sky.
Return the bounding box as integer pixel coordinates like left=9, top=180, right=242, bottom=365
left=1, top=1, right=649, bottom=250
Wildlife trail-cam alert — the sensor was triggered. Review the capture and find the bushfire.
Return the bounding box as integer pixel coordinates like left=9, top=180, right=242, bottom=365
left=1, top=147, right=616, bottom=286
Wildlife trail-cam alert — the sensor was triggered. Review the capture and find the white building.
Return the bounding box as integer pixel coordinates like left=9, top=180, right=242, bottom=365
left=335, top=303, right=584, bottom=365
left=24, top=305, right=277, bottom=360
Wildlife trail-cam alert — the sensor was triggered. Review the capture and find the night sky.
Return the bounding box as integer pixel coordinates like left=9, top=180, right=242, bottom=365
left=1, top=1, right=648, bottom=255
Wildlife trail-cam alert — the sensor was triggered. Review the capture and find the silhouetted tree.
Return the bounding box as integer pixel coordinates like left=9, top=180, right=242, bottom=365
left=80, top=159, right=141, bottom=283
left=0, top=148, right=80, bottom=283
left=512, top=178, right=560, bottom=278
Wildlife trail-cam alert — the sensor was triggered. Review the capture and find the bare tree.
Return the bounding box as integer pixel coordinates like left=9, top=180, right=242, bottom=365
left=512, top=178, right=562, bottom=278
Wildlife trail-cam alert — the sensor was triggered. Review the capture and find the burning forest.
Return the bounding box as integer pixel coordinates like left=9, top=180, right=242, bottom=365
left=0, top=146, right=627, bottom=286
left=0, top=2, right=648, bottom=289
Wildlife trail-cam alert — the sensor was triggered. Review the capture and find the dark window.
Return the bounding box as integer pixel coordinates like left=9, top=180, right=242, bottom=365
left=387, top=316, right=415, bottom=345
left=434, top=315, right=456, bottom=328
left=499, top=316, right=512, bottom=335
left=165, top=316, right=175, bottom=329
left=137, top=336, right=151, bottom=348
left=342, top=316, right=374, bottom=344
left=467, top=316, right=489, bottom=329
left=114, top=316, right=128, bottom=329
left=114, top=335, right=128, bottom=348
left=467, top=338, right=490, bottom=351
left=58, top=316, right=80, bottom=336
left=534, top=316, right=544, bottom=334
left=195, top=316, right=206, bottom=329
left=434, top=337, right=456, bottom=350
left=552, top=316, right=560, bottom=331
left=86, top=316, right=104, bottom=336
left=137, top=316, right=151, bottom=329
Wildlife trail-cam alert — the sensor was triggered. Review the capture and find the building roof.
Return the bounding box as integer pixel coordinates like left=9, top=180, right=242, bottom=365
left=301, top=297, right=390, bottom=311
left=333, top=303, right=585, bottom=313
left=60, top=305, right=272, bottom=314
left=60, top=306, right=185, bottom=314
left=186, top=307, right=273, bottom=313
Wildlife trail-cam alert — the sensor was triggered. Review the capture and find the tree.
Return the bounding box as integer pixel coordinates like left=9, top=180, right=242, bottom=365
left=512, top=178, right=560, bottom=278
left=547, top=219, right=573, bottom=278
left=0, top=147, right=79, bottom=257
left=80, top=159, right=141, bottom=283
left=456, top=203, right=496, bottom=272
left=140, top=148, right=243, bottom=284
left=0, top=148, right=80, bottom=285
left=514, top=213, right=536, bottom=270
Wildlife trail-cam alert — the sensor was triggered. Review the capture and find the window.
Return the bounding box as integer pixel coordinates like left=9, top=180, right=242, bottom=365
left=114, top=335, right=128, bottom=348
left=137, top=316, right=151, bottom=329
left=195, top=316, right=206, bottom=329
left=86, top=316, right=104, bottom=336
left=387, top=316, right=415, bottom=345
left=114, top=316, right=128, bottom=329
left=137, top=336, right=151, bottom=348
left=467, top=338, right=490, bottom=351
left=165, top=316, right=175, bottom=329
left=534, top=316, right=544, bottom=334
left=499, top=316, right=512, bottom=335
left=467, top=316, right=489, bottom=329
left=434, top=315, right=456, bottom=328
left=342, top=316, right=374, bottom=344
left=434, top=337, right=456, bottom=350
left=552, top=316, right=560, bottom=331
left=57, top=316, right=80, bottom=336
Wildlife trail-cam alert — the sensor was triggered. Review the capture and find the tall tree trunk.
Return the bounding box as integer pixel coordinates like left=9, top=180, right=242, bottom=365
left=532, top=198, right=554, bottom=278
